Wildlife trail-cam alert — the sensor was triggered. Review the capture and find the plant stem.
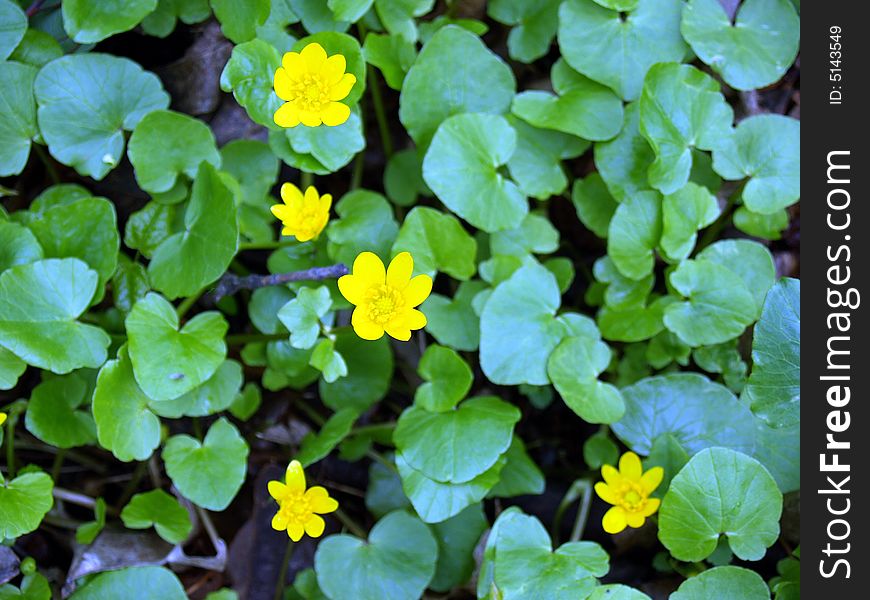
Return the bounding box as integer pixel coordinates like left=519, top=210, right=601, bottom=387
left=176, top=286, right=207, bottom=319
left=301, top=171, right=313, bottom=189
left=350, top=150, right=365, bottom=190
left=51, top=449, right=66, bottom=482
left=333, top=507, right=367, bottom=538
left=367, top=68, right=393, bottom=159
left=349, top=422, right=396, bottom=437
left=33, top=144, right=59, bottom=184
left=552, top=478, right=593, bottom=544
left=116, top=461, right=147, bottom=510
left=225, top=332, right=287, bottom=346
left=212, top=264, right=349, bottom=301
left=5, top=411, right=15, bottom=479
left=238, top=239, right=298, bottom=251
left=274, top=539, right=295, bottom=600
left=192, top=417, right=203, bottom=441
left=570, top=480, right=593, bottom=542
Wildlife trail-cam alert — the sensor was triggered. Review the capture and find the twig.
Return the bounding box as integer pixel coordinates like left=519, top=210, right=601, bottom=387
left=25, top=0, right=47, bottom=18
left=212, top=264, right=349, bottom=301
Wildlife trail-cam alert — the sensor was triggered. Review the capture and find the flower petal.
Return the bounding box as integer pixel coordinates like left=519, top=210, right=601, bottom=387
left=299, top=110, right=322, bottom=127
left=274, top=102, right=300, bottom=128
left=619, top=452, right=642, bottom=481
left=321, top=101, right=350, bottom=126
left=640, top=466, right=664, bottom=494
left=402, top=274, right=432, bottom=307
left=387, top=252, right=414, bottom=288
left=338, top=275, right=367, bottom=306
left=320, top=193, right=333, bottom=214
left=352, top=308, right=385, bottom=340
left=594, top=481, right=619, bottom=505
left=403, top=308, right=427, bottom=331
left=641, top=497, right=661, bottom=517
left=281, top=182, right=304, bottom=206
left=625, top=511, right=645, bottom=529
left=305, top=486, right=339, bottom=514
left=352, top=252, right=386, bottom=286
left=602, top=506, right=627, bottom=534
left=268, top=481, right=288, bottom=501
left=281, top=51, right=305, bottom=74
left=601, top=464, right=623, bottom=487
left=285, top=460, right=306, bottom=494
left=287, top=520, right=305, bottom=542
left=384, top=321, right=412, bottom=341
left=271, top=204, right=291, bottom=222
left=303, top=514, right=326, bottom=538
left=329, top=73, right=356, bottom=101
left=323, top=54, right=347, bottom=83
left=271, top=510, right=289, bottom=531
left=300, top=42, right=327, bottom=71
left=274, top=68, right=295, bottom=101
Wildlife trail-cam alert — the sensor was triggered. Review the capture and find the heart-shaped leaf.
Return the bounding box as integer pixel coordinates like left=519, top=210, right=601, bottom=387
left=278, top=286, right=332, bottom=350
left=508, top=116, right=588, bottom=201
left=607, top=191, right=662, bottom=281
left=391, top=206, right=476, bottom=279
left=362, top=32, right=416, bottom=90
left=121, top=489, right=192, bottom=544
left=593, top=102, right=655, bottom=201
left=0, top=258, right=110, bottom=374
left=488, top=436, right=545, bottom=498
left=399, top=25, right=515, bottom=148
left=124, top=201, right=178, bottom=259
left=548, top=334, right=624, bottom=424
left=659, top=183, right=719, bottom=262
left=68, top=566, right=186, bottom=600
left=211, top=0, right=269, bottom=43
left=25, top=373, right=96, bottom=448
left=488, top=0, right=560, bottom=63
left=659, top=447, right=782, bottom=561
left=141, top=0, right=211, bottom=38
left=147, top=162, right=239, bottom=299
left=0, top=61, right=39, bottom=177
left=163, top=417, right=249, bottom=510
left=0, top=0, right=26, bottom=60
left=269, top=109, right=365, bottom=175
left=126, top=292, right=228, bottom=401
left=34, top=54, right=169, bottom=179
left=681, top=0, right=799, bottom=91
left=326, top=190, right=399, bottom=267
left=150, top=359, right=243, bottom=418
left=310, top=337, right=348, bottom=383
left=62, top=0, right=158, bottom=43
left=423, top=113, right=527, bottom=233
left=219, top=39, right=283, bottom=129
left=314, top=510, right=438, bottom=600
left=414, top=345, right=473, bottom=412
left=0, top=471, right=53, bottom=539
left=671, top=566, right=770, bottom=600
left=696, top=239, right=775, bottom=316
left=395, top=396, right=519, bottom=483
left=572, top=173, right=618, bottom=239
left=422, top=280, right=486, bottom=352
left=0, top=221, right=42, bottom=272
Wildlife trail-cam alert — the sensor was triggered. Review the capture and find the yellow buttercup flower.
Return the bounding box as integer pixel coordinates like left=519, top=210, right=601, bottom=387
left=0, top=413, right=6, bottom=426
left=273, top=42, right=356, bottom=128
left=270, top=183, right=331, bottom=242
left=595, top=451, right=663, bottom=534
left=268, top=460, right=339, bottom=542
left=338, top=252, right=432, bottom=342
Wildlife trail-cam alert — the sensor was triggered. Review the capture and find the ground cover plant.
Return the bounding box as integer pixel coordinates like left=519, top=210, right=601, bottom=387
left=0, top=0, right=800, bottom=598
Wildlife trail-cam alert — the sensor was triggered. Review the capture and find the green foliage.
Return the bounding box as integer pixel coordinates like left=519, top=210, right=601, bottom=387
left=120, top=489, right=192, bottom=544
left=62, top=0, right=158, bottom=43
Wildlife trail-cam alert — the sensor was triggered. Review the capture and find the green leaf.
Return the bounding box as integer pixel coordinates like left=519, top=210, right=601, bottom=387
left=583, top=431, right=619, bottom=470
left=9, top=27, right=63, bottom=67
left=0, top=258, right=110, bottom=374
left=696, top=239, right=776, bottom=315
left=93, top=346, right=161, bottom=461
left=296, top=407, right=358, bottom=466
left=428, top=505, right=488, bottom=591
left=421, top=280, right=485, bottom=352
left=733, top=206, right=789, bottom=240
left=598, top=296, right=671, bottom=343
left=488, top=0, right=560, bottom=63
left=124, top=201, right=177, bottom=259
left=0, top=471, right=53, bottom=539
left=26, top=196, right=120, bottom=295
left=548, top=335, right=624, bottom=424
left=607, top=191, right=662, bottom=280
left=219, top=39, right=283, bottom=129
left=593, top=256, right=652, bottom=310
left=112, top=255, right=150, bottom=314
left=423, top=113, right=527, bottom=233
left=512, top=61, right=623, bottom=141
left=612, top=373, right=756, bottom=456
left=319, top=330, right=393, bottom=411
left=249, top=286, right=293, bottom=335
left=326, top=190, right=398, bottom=267
left=743, top=278, right=799, bottom=429
left=0, top=61, right=38, bottom=176
left=147, top=162, right=239, bottom=299
left=488, top=436, right=545, bottom=498
left=572, top=173, right=618, bottom=239
left=659, top=183, right=720, bottom=261
left=220, top=140, right=279, bottom=207
left=269, top=109, right=365, bottom=174
left=671, top=566, right=770, bottom=600
left=34, top=54, right=169, bottom=180
left=25, top=373, right=96, bottom=448
left=558, top=0, right=687, bottom=100
left=128, top=110, right=221, bottom=194
left=400, top=25, right=515, bottom=148
left=278, top=286, right=332, bottom=349
left=589, top=585, right=651, bottom=600
left=151, top=359, right=243, bottom=418
left=593, top=102, right=655, bottom=202
left=639, top=63, right=734, bottom=195
left=643, top=433, right=689, bottom=497
left=68, top=567, right=186, bottom=600
left=753, top=421, right=799, bottom=494
left=507, top=116, right=588, bottom=201
left=681, top=0, right=799, bottom=91
left=62, top=0, right=157, bottom=43
left=310, top=337, right=348, bottom=383
left=315, top=511, right=437, bottom=600
left=493, top=511, right=606, bottom=600
left=0, top=346, right=26, bottom=390
left=363, top=32, right=416, bottom=90
left=163, top=417, right=249, bottom=511
left=290, top=0, right=350, bottom=34
left=126, top=292, right=228, bottom=401
left=121, top=489, right=192, bottom=544
left=374, top=0, right=434, bottom=41
left=395, top=396, right=520, bottom=483
left=0, top=221, right=42, bottom=272
left=384, top=149, right=427, bottom=206
left=414, top=344, right=473, bottom=412
left=659, top=447, right=782, bottom=562
left=365, top=459, right=412, bottom=519
left=0, top=0, right=26, bottom=60
left=75, top=497, right=107, bottom=545
left=229, top=382, right=261, bottom=421
left=490, top=213, right=559, bottom=257
left=328, top=0, right=373, bottom=22
left=712, top=114, right=800, bottom=214
left=391, top=206, right=476, bottom=279
left=210, top=0, right=269, bottom=43
left=141, top=0, right=211, bottom=38
left=663, top=259, right=757, bottom=346
left=480, top=262, right=566, bottom=385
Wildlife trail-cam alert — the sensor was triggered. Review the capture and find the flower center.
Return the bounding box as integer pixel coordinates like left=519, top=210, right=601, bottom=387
left=278, top=492, right=311, bottom=518
left=287, top=73, right=331, bottom=113
left=365, top=285, right=405, bottom=325
left=616, top=482, right=649, bottom=512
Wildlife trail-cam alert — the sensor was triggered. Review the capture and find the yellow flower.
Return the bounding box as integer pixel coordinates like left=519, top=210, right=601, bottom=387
left=270, top=183, right=331, bottom=242
left=595, top=451, right=663, bottom=534
left=268, top=460, right=339, bottom=541
left=338, top=252, right=432, bottom=342
left=273, top=42, right=356, bottom=128
left=0, top=413, right=6, bottom=426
